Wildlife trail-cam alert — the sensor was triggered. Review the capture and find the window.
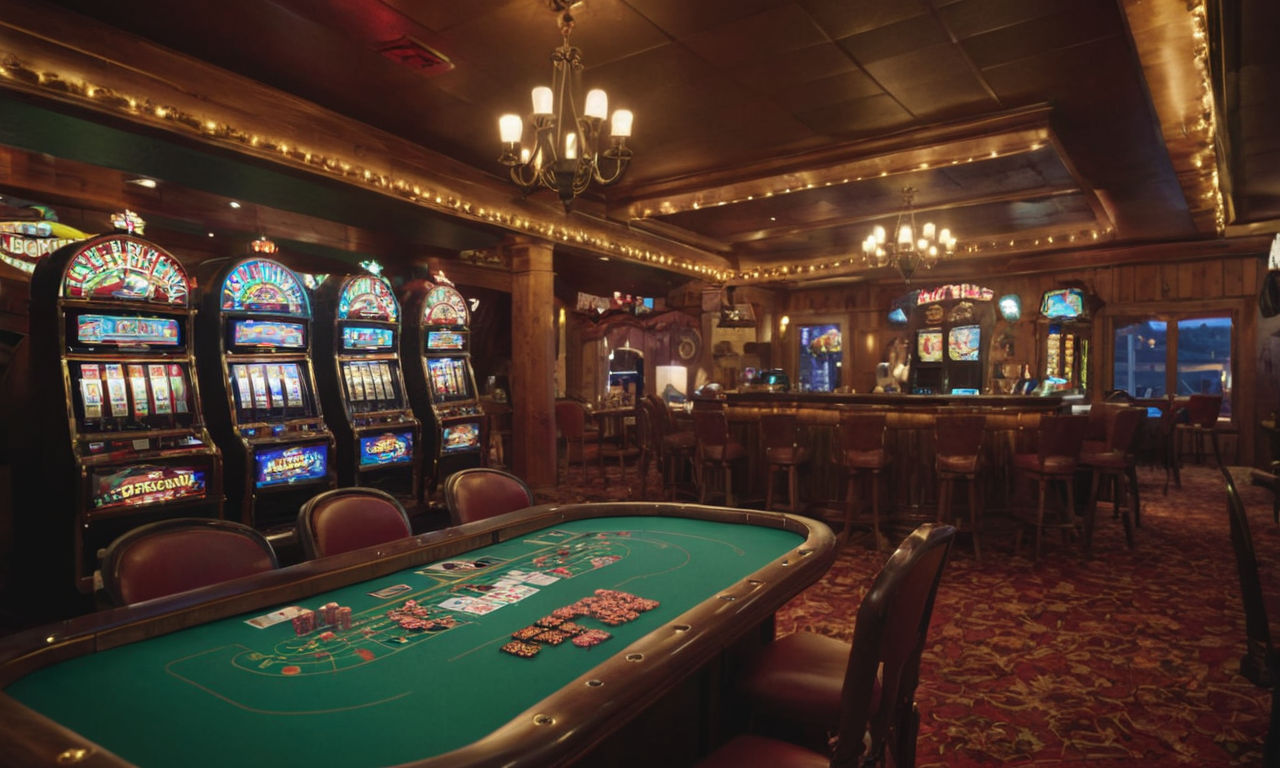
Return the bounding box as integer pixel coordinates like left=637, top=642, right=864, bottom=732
left=797, top=323, right=842, bottom=392
left=1111, top=313, right=1233, bottom=416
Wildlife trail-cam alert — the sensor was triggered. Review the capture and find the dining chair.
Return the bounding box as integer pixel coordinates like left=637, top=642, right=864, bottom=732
left=1079, top=406, right=1143, bottom=554
left=554, top=400, right=601, bottom=485
left=696, top=523, right=957, bottom=768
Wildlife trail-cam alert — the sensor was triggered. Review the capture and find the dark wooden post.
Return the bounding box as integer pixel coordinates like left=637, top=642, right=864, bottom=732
left=507, top=236, right=558, bottom=488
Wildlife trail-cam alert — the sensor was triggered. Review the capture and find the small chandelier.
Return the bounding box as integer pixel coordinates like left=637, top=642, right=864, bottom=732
left=862, top=187, right=957, bottom=282
left=498, top=1, right=634, bottom=211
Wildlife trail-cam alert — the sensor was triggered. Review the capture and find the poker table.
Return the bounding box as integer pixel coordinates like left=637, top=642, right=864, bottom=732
left=0, top=502, right=835, bottom=768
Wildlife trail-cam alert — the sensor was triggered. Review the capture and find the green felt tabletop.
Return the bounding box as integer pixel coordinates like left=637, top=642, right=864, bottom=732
left=8, top=515, right=803, bottom=768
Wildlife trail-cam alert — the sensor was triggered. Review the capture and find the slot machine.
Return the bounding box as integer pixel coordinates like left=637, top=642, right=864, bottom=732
left=1037, top=287, right=1091, bottom=394
left=22, top=214, right=223, bottom=595
left=195, top=244, right=335, bottom=532
left=907, top=283, right=996, bottom=395
left=313, top=272, right=420, bottom=500
left=401, top=274, right=486, bottom=493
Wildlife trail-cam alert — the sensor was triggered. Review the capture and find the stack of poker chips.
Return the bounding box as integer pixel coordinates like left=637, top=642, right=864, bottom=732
left=500, top=589, right=659, bottom=659
left=336, top=606, right=352, bottom=630
left=291, top=608, right=317, bottom=636
left=320, top=602, right=340, bottom=626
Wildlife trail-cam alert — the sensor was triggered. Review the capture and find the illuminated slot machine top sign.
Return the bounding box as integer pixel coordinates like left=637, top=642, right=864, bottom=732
left=60, top=234, right=191, bottom=306
left=337, top=275, right=400, bottom=323
left=221, top=258, right=310, bottom=317
left=422, top=284, right=469, bottom=327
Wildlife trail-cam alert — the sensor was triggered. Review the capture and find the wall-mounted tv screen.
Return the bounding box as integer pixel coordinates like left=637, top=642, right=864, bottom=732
left=76, top=314, right=180, bottom=347
left=254, top=443, right=327, bottom=487
left=917, top=328, right=943, bottom=363
left=948, top=325, right=981, bottom=362
left=232, top=319, right=306, bottom=349
left=1040, top=288, right=1086, bottom=320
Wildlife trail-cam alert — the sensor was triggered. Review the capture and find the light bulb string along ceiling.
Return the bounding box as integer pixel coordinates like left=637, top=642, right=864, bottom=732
left=499, top=1, right=633, bottom=210
left=862, top=186, right=958, bottom=283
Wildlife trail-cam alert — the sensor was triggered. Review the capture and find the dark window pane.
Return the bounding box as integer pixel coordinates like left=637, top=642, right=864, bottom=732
left=798, top=324, right=842, bottom=392
left=1113, top=320, right=1166, bottom=398
left=1176, top=316, right=1231, bottom=415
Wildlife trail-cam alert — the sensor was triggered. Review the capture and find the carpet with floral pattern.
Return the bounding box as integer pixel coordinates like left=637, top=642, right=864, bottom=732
left=536, top=459, right=1275, bottom=766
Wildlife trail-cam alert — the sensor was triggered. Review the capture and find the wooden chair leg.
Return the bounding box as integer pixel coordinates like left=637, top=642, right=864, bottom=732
left=968, top=476, right=981, bottom=562
left=1127, top=465, right=1141, bottom=528
left=841, top=473, right=855, bottom=544
left=765, top=464, right=776, bottom=511
left=1034, top=477, right=1047, bottom=561
left=787, top=465, right=800, bottom=514
left=870, top=470, right=881, bottom=549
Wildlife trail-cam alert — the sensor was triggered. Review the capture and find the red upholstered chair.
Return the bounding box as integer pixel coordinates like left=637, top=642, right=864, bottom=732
left=1079, top=406, right=1143, bottom=554
left=934, top=414, right=987, bottom=560
left=834, top=411, right=890, bottom=547
left=443, top=467, right=535, bottom=525
left=99, top=517, right=278, bottom=605
left=1176, top=393, right=1225, bottom=468
left=296, top=487, right=413, bottom=559
left=697, top=524, right=957, bottom=768
left=1013, top=414, right=1089, bottom=560
left=647, top=394, right=697, bottom=500
left=555, top=400, right=601, bottom=484
left=693, top=408, right=747, bottom=506
left=761, top=412, right=810, bottom=514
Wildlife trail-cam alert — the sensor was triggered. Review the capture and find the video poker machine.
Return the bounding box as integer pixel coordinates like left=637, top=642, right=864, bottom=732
left=21, top=217, right=223, bottom=595
left=401, top=275, right=485, bottom=494
left=313, top=273, right=420, bottom=500
left=195, top=249, right=335, bottom=532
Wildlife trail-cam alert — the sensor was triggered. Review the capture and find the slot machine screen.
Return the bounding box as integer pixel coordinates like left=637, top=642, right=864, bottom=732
left=341, top=326, right=395, bottom=351
left=1040, top=288, right=1086, bottom=320
left=254, top=443, right=328, bottom=487
left=441, top=422, right=481, bottom=453
left=341, top=360, right=402, bottom=411
left=426, top=330, right=466, bottom=351
left=229, top=362, right=311, bottom=421
left=426, top=357, right=473, bottom=402
left=230, top=319, right=307, bottom=349
left=74, top=314, right=181, bottom=349
left=90, top=464, right=207, bottom=510
left=359, top=431, right=414, bottom=466
left=73, top=361, right=195, bottom=429
left=916, top=329, right=943, bottom=363
left=948, top=325, right=981, bottom=362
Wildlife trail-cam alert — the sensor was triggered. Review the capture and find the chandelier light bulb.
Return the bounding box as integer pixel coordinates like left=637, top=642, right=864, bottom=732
left=922, top=221, right=936, bottom=241
left=531, top=86, right=553, bottom=115
left=564, top=132, right=578, bottom=160
left=873, top=225, right=886, bottom=244
left=610, top=109, right=633, bottom=138
left=584, top=89, right=608, bottom=120
left=499, top=114, right=523, bottom=144
left=898, top=225, right=913, bottom=246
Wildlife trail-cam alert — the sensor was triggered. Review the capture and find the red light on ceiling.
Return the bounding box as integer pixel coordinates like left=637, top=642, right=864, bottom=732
left=376, top=36, right=454, bottom=75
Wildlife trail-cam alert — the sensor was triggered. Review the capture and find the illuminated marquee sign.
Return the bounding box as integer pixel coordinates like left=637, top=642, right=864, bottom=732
left=337, top=275, right=399, bottom=322
left=0, top=219, right=91, bottom=274
left=91, top=465, right=207, bottom=510
left=62, top=235, right=190, bottom=305
left=255, top=444, right=327, bottom=487
left=221, top=259, right=310, bottom=316
left=914, top=284, right=994, bottom=305
left=359, top=431, right=413, bottom=466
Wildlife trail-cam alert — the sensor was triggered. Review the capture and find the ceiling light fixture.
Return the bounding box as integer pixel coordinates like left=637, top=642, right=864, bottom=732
left=498, top=0, right=633, bottom=211
left=862, top=187, right=957, bottom=283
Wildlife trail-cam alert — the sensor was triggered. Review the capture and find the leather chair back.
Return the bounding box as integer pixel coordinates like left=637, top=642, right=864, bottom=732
left=833, top=523, right=956, bottom=768
left=1223, top=468, right=1277, bottom=687
left=297, top=487, right=412, bottom=559
left=443, top=468, right=535, bottom=526
left=100, top=518, right=277, bottom=605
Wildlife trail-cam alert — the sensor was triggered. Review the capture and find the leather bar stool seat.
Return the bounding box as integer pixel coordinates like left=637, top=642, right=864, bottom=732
left=934, top=414, right=986, bottom=561
left=762, top=413, right=810, bottom=514
left=834, top=411, right=890, bottom=548
left=1013, top=414, right=1089, bottom=560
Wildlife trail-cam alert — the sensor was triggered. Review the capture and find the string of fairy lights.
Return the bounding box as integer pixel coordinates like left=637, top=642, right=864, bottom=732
left=0, top=0, right=1227, bottom=288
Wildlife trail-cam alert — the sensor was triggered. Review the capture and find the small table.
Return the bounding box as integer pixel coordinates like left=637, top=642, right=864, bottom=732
left=1, top=503, right=835, bottom=768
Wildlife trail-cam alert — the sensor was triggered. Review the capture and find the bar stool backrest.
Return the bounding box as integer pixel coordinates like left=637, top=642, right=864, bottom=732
left=1035, top=414, right=1089, bottom=463
left=693, top=409, right=732, bottom=449
left=761, top=413, right=799, bottom=450
left=1107, top=406, right=1144, bottom=454
left=837, top=411, right=888, bottom=455
left=555, top=400, right=589, bottom=439
left=934, top=414, right=986, bottom=458
left=1186, top=394, right=1223, bottom=429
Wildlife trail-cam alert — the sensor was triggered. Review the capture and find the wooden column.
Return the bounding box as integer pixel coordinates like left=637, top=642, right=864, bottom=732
left=507, top=237, right=558, bottom=488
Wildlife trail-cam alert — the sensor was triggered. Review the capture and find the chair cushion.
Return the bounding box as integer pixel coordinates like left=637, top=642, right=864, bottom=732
left=1079, top=449, right=1129, bottom=469
left=937, top=454, right=979, bottom=473
left=662, top=431, right=697, bottom=451
left=113, top=528, right=275, bottom=604
left=704, top=441, right=747, bottom=462
left=765, top=446, right=810, bottom=465
left=840, top=448, right=887, bottom=469
left=695, top=734, right=828, bottom=768
left=311, top=497, right=411, bottom=557
left=742, top=631, right=850, bottom=727
left=1013, top=453, right=1077, bottom=475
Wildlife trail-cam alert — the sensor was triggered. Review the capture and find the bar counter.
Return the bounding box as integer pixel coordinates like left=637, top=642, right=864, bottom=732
left=704, top=392, right=1067, bottom=519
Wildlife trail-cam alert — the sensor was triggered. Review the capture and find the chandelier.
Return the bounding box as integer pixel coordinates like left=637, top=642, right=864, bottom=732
left=498, top=1, right=633, bottom=210
left=862, top=187, right=957, bottom=282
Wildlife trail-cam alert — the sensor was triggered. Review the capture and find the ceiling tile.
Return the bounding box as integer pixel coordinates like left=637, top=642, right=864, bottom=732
left=836, top=14, right=950, bottom=66
left=682, top=4, right=830, bottom=66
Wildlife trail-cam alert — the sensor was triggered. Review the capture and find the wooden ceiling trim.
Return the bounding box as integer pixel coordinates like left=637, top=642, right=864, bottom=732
left=1119, top=0, right=1225, bottom=235
left=0, top=1, right=733, bottom=280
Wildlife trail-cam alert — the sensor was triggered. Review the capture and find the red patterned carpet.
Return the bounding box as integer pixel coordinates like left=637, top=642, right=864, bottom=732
left=537, top=460, right=1276, bottom=766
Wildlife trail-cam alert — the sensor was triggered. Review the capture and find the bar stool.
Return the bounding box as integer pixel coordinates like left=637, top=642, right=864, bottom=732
left=554, top=400, right=600, bottom=485
left=1013, top=414, right=1089, bottom=560
left=1176, top=393, right=1224, bottom=468
left=647, top=394, right=697, bottom=500
left=693, top=409, right=746, bottom=506
left=761, top=413, right=810, bottom=514
left=1079, top=405, right=1142, bottom=554
left=834, top=411, right=889, bottom=547
left=934, top=414, right=987, bottom=560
